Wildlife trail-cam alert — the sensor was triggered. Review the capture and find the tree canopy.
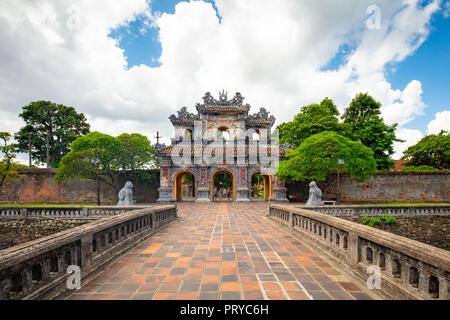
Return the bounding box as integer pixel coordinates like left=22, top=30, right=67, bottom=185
left=342, top=93, right=400, bottom=171
left=116, top=133, right=158, bottom=181
left=15, top=101, right=90, bottom=168
left=276, top=131, right=377, bottom=183
left=277, top=94, right=401, bottom=172
left=0, top=132, right=22, bottom=188
left=55, top=131, right=157, bottom=205
left=277, top=98, right=346, bottom=148
left=401, top=130, right=449, bottom=170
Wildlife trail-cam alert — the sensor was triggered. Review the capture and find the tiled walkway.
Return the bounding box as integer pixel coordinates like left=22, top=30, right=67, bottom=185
left=66, top=203, right=379, bottom=300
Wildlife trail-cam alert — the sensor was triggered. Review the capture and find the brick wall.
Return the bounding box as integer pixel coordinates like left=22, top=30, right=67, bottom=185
left=287, top=172, right=450, bottom=203
left=0, top=169, right=160, bottom=204
left=1, top=170, right=449, bottom=204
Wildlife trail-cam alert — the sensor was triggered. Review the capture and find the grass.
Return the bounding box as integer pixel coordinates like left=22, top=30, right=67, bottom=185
left=347, top=202, right=450, bottom=206
left=0, top=203, right=106, bottom=207
left=371, top=202, right=450, bottom=206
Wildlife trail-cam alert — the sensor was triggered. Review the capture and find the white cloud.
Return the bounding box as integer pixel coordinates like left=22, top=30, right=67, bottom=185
left=0, top=0, right=443, bottom=149
left=393, top=128, right=424, bottom=160
left=427, top=110, right=450, bottom=134
left=444, top=1, right=450, bottom=17
left=382, top=80, right=427, bottom=126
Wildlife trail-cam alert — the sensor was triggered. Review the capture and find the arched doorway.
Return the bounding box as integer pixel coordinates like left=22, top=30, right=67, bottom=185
left=173, top=171, right=197, bottom=201
left=211, top=170, right=235, bottom=201
left=250, top=172, right=272, bottom=201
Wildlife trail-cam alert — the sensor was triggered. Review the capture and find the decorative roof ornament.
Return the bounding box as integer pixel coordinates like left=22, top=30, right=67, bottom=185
left=169, top=106, right=199, bottom=125
left=196, top=91, right=251, bottom=112
left=154, top=142, right=168, bottom=151
left=219, top=90, right=228, bottom=102
left=247, top=108, right=276, bottom=125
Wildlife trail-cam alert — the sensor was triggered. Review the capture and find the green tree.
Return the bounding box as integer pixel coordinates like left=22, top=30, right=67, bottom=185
left=0, top=132, right=23, bottom=188
left=342, top=93, right=400, bottom=171
left=214, top=172, right=233, bottom=189
left=55, top=132, right=121, bottom=205
left=277, top=98, right=347, bottom=148
left=116, top=133, right=158, bottom=181
left=401, top=130, right=449, bottom=170
left=15, top=101, right=90, bottom=168
left=277, top=131, right=377, bottom=183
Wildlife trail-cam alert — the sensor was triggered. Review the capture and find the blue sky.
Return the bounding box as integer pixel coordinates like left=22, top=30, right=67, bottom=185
left=1, top=0, right=448, bottom=162
left=109, top=0, right=220, bottom=68
left=109, top=0, right=449, bottom=135
left=386, top=13, right=450, bottom=133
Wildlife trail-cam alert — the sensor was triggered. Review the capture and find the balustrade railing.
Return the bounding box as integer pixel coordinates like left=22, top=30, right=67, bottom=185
left=0, top=206, right=151, bottom=220
left=269, top=204, right=450, bottom=300
left=0, top=205, right=176, bottom=300
left=298, top=205, right=450, bottom=219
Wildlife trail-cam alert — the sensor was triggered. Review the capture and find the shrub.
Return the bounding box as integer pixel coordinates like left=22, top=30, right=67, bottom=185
left=381, top=215, right=398, bottom=225
left=401, top=165, right=437, bottom=172
left=361, top=215, right=397, bottom=227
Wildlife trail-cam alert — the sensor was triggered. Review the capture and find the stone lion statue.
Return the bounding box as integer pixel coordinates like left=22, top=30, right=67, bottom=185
left=306, top=181, right=323, bottom=206
left=118, top=181, right=134, bottom=206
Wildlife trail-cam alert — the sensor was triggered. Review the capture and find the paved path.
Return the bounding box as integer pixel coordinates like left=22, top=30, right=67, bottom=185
left=66, top=203, right=379, bottom=300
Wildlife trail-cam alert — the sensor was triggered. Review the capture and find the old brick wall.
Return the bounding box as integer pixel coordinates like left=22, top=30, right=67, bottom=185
left=0, top=169, right=160, bottom=204
left=350, top=216, right=450, bottom=249
left=2, top=170, right=449, bottom=204
left=287, top=172, right=450, bottom=203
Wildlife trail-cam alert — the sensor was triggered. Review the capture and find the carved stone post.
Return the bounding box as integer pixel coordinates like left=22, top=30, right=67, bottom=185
left=236, top=167, right=250, bottom=202
left=196, top=167, right=211, bottom=203
left=271, top=176, right=289, bottom=202
left=157, top=167, right=173, bottom=203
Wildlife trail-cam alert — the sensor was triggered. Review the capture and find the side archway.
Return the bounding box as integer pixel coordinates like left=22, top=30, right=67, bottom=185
left=172, top=170, right=198, bottom=202
left=249, top=171, right=272, bottom=201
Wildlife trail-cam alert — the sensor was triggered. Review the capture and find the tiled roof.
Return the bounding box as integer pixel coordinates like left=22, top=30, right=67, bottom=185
left=202, top=106, right=247, bottom=112
left=159, top=146, right=286, bottom=155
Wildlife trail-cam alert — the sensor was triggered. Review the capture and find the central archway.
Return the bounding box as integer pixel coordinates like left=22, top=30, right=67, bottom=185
left=173, top=171, right=197, bottom=202
left=211, top=169, right=236, bottom=202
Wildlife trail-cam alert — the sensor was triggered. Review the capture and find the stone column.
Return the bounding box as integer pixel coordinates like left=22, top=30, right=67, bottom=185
left=271, top=175, right=289, bottom=202
left=236, top=167, right=250, bottom=202
left=157, top=167, right=174, bottom=203
left=196, top=167, right=211, bottom=203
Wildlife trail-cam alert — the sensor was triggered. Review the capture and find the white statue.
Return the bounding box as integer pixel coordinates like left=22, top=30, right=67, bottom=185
left=118, top=181, right=134, bottom=206
left=306, top=181, right=323, bottom=206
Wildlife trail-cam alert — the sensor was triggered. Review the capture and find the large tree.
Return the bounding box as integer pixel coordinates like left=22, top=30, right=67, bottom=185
left=15, top=101, right=90, bottom=168
left=277, top=131, right=377, bottom=183
left=0, top=132, right=24, bottom=188
left=55, top=132, right=121, bottom=205
left=56, top=132, right=158, bottom=205
left=342, top=93, right=400, bottom=171
left=277, top=98, right=347, bottom=148
left=401, top=130, right=449, bottom=170
left=116, top=133, right=158, bottom=181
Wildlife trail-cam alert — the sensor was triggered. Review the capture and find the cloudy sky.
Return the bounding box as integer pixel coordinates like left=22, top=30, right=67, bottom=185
left=0, top=0, right=449, bottom=163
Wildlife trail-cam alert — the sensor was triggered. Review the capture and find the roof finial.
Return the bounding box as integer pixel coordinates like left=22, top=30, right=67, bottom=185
left=219, top=89, right=228, bottom=102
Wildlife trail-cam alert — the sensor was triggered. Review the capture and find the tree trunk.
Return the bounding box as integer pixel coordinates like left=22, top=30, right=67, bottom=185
left=97, top=176, right=101, bottom=206
left=46, top=133, right=50, bottom=168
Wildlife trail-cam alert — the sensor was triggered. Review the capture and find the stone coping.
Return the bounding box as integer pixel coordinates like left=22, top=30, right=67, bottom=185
left=0, top=205, right=175, bottom=269
left=296, top=205, right=450, bottom=208
left=271, top=204, right=450, bottom=272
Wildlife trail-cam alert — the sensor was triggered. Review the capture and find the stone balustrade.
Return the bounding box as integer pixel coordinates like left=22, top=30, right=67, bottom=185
left=0, top=206, right=151, bottom=220
left=269, top=204, right=450, bottom=300
left=0, top=205, right=177, bottom=300
left=299, top=205, right=450, bottom=219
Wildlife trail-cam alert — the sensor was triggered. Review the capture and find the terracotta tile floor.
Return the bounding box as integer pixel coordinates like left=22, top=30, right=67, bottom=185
left=65, top=203, right=380, bottom=300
